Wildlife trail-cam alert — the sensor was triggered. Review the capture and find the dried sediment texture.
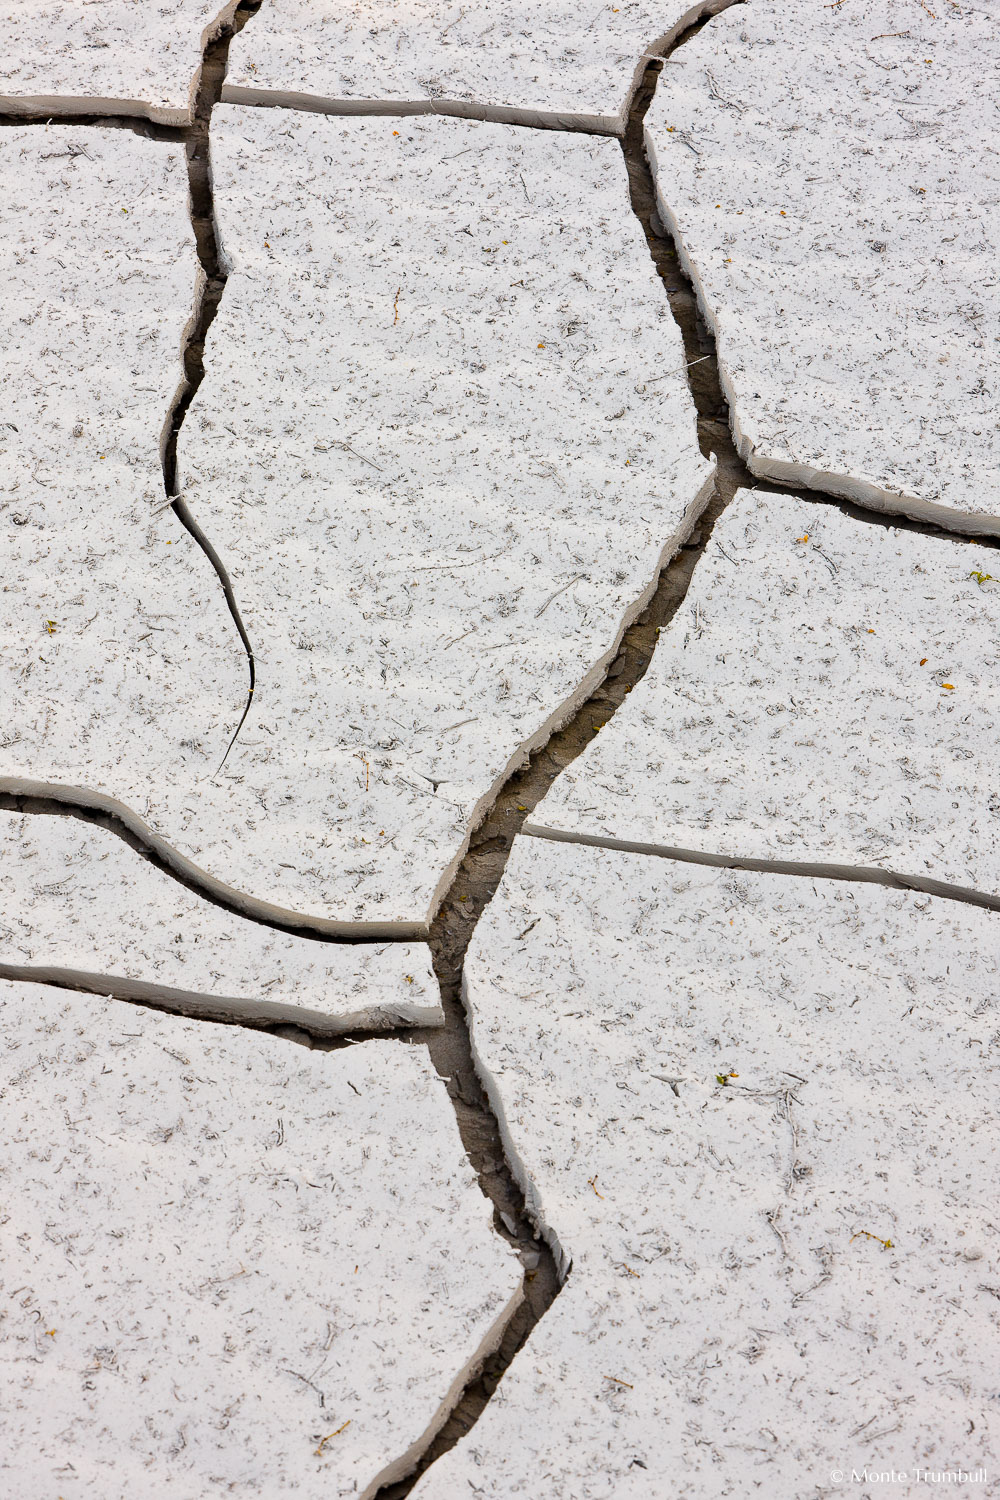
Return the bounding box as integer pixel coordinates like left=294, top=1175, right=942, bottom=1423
left=414, top=837, right=1000, bottom=1498
left=646, top=0, right=1000, bottom=530
left=0, top=813, right=439, bottom=1031
left=0, top=0, right=236, bottom=123
left=0, top=128, right=246, bottom=861
left=176, top=107, right=710, bottom=924
left=0, top=982, right=522, bottom=1496
left=530, top=487, right=1000, bottom=895
left=224, top=0, right=711, bottom=130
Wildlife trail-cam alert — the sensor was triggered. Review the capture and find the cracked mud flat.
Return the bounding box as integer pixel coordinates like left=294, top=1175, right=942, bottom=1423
left=646, top=0, right=1000, bottom=530
left=0, top=982, right=521, bottom=1497
left=0, top=811, right=439, bottom=1032
left=414, top=838, right=1000, bottom=1497
left=3, top=0, right=1000, bottom=1494
left=0, top=0, right=240, bottom=124
left=529, top=486, right=1000, bottom=898
left=175, top=105, right=709, bottom=924
left=223, top=0, right=732, bottom=131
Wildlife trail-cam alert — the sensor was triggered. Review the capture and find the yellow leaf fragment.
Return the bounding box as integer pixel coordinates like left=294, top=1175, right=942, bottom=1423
left=315, top=1420, right=351, bottom=1456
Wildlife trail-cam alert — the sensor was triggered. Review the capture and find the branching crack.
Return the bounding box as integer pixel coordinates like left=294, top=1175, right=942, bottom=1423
left=4, top=4, right=996, bottom=1494
left=370, top=10, right=1000, bottom=1491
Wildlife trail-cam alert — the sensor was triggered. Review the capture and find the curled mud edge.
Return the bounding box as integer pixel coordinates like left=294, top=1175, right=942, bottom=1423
left=0, top=961, right=443, bottom=1039
left=219, top=85, right=620, bottom=135
left=653, top=187, right=1000, bottom=537
left=643, top=13, right=1000, bottom=538
left=521, top=824, right=1000, bottom=917
left=4, top=8, right=994, bottom=1499
left=0, top=780, right=427, bottom=941
left=0, top=0, right=242, bottom=127
left=219, top=0, right=743, bottom=137
left=361, top=1286, right=526, bottom=1498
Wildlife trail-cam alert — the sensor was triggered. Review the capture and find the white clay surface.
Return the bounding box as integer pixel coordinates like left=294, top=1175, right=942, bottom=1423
left=0, top=812, right=439, bottom=1031
left=0, top=127, right=249, bottom=897
left=174, top=107, right=709, bottom=924
left=1, top=0, right=236, bottom=123
left=224, top=0, right=717, bottom=131
left=646, top=0, right=1000, bottom=530
left=414, top=836, right=1000, bottom=1498
left=529, top=487, right=1000, bottom=896
left=0, top=982, right=521, bottom=1497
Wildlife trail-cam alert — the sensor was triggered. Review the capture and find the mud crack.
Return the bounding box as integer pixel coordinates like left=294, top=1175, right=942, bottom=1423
left=161, top=0, right=263, bottom=772
left=218, top=87, right=621, bottom=134
left=366, top=12, right=1000, bottom=1489
left=5, top=7, right=996, bottom=1494
left=0, top=960, right=440, bottom=1043
left=2, top=5, right=264, bottom=775
left=521, top=824, right=1000, bottom=917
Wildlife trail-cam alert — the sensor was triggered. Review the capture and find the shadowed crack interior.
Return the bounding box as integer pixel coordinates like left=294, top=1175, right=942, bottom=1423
left=3, top=1, right=998, bottom=1492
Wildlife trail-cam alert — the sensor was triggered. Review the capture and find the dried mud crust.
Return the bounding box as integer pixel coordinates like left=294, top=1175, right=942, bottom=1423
left=527, top=484, right=1000, bottom=898
left=438, top=43, right=1000, bottom=983
left=412, top=841, right=1000, bottom=1498
left=645, top=0, right=1000, bottom=531
left=222, top=0, right=736, bottom=131
left=173, top=103, right=710, bottom=924
left=0, top=810, right=439, bottom=1034
left=0, top=983, right=523, bottom=1498
left=0, top=0, right=242, bottom=125
left=385, top=39, right=745, bottom=1498
left=388, top=30, right=1000, bottom=1497
left=3, top=1, right=998, bottom=1496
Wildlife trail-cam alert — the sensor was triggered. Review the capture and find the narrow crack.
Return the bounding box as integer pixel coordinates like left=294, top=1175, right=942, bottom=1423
left=522, top=824, right=1000, bottom=916
left=366, top=14, right=1000, bottom=1491
left=218, top=86, right=620, bottom=135
left=4, top=12, right=996, bottom=1493
left=161, top=0, right=263, bottom=772
left=0, top=962, right=441, bottom=1042
left=0, top=0, right=243, bottom=127
left=0, top=112, right=183, bottom=139
left=0, top=783, right=427, bottom=942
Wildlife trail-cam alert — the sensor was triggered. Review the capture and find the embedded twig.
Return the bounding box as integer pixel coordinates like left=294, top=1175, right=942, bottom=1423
left=535, top=573, right=585, bottom=618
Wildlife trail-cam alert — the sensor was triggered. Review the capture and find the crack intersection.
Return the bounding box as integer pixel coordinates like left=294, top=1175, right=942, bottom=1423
left=2, top=1, right=997, bottom=1493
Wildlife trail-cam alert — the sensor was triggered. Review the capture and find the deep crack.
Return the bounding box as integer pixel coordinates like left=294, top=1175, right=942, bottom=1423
left=3, top=8, right=998, bottom=1493
left=369, top=15, right=1000, bottom=1490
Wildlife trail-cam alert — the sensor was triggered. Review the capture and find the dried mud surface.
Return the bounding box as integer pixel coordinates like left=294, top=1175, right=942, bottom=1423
left=4, top=1, right=998, bottom=1492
